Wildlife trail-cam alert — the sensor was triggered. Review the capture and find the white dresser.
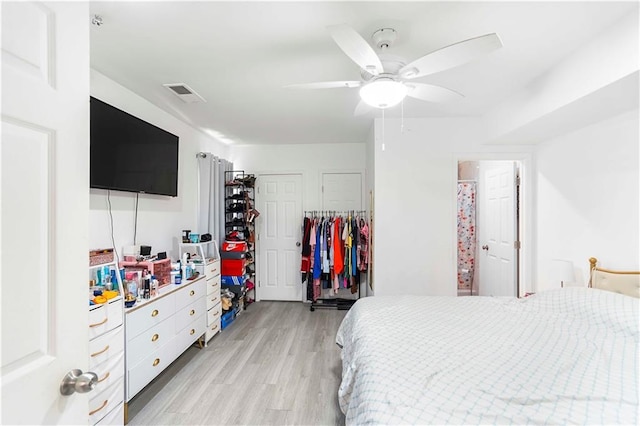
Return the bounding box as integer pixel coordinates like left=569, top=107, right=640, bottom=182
left=124, top=276, right=207, bottom=421
left=178, top=241, right=222, bottom=345
left=88, top=261, right=125, bottom=425
left=204, top=258, right=222, bottom=343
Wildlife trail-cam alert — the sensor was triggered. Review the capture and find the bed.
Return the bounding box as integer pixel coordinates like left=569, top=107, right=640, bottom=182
left=336, top=258, right=639, bottom=425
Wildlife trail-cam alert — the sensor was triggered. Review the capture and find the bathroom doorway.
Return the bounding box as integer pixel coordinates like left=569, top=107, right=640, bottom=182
left=457, top=160, right=522, bottom=297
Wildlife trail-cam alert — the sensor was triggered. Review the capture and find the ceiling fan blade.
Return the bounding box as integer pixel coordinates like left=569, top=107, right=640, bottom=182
left=285, top=81, right=362, bottom=89
left=405, top=83, right=464, bottom=103
left=400, top=33, right=502, bottom=80
left=354, top=100, right=373, bottom=116
left=327, top=24, right=384, bottom=75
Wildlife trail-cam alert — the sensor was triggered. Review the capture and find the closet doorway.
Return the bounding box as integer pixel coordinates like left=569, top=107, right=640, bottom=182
left=457, top=159, right=524, bottom=297
left=256, top=173, right=303, bottom=301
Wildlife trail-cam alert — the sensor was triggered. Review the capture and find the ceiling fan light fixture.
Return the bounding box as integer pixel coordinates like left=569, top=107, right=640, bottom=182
left=359, top=79, right=407, bottom=109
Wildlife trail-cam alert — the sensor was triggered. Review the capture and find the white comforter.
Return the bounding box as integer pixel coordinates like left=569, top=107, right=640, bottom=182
left=336, top=288, right=639, bottom=425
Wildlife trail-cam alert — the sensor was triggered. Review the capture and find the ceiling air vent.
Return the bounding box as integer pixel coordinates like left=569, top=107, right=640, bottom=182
left=163, top=83, right=206, bottom=103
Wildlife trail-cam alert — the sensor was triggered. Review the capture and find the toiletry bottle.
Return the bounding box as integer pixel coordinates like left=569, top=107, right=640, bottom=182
left=143, top=277, right=150, bottom=299
left=151, top=275, right=158, bottom=297
left=127, top=279, right=138, bottom=298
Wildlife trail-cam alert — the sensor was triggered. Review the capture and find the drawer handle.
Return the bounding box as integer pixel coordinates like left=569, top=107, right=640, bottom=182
left=90, top=345, right=110, bottom=357
left=190, top=290, right=195, bottom=296
left=153, top=358, right=160, bottom=367
left=89, top=318, right=108, bottom=328
left=211, top=297, right=218, bottom=302
left=151, top=334, right=159, bottom=342
left=97, top=372, right=110, bottom=383
left=89, top=400, right=108, bottom=416
left=151, top=309, right=159, bottom=317
left=190, top=309, right=195, bottom=316
left=211, top=324, right=218, bottom=331
left=190, top=329, right=195, bottom=335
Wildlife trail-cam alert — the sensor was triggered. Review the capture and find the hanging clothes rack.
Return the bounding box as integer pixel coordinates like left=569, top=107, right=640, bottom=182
left=301, top=210, right=368, bottom=312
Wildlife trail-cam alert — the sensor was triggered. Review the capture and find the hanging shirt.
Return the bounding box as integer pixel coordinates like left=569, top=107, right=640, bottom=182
left=344, top=216, right=352, bottom=279
left=333, top=217, right=344, bottom=274
left=312, top=221, right=322, bottom=280
left=300, top=217, right=311, bottom=280
left=322, top=219, right=330, bottom=273
left=359, top=220, right=369, bottom=271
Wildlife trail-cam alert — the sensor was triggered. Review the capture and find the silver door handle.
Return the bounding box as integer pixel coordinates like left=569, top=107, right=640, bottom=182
left=60, top=369, right=98, bottom=396
left=482, top=245, right=489, bottom=251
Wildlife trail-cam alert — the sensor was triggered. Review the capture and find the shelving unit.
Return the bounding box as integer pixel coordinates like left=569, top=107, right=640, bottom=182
left=224, top=170, right=256, bottom=307
left=87, top=257, right=125, bottom=425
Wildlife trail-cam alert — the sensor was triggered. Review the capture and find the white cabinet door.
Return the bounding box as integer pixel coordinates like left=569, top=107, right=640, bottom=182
left=1, top=2, right=90, bottom=424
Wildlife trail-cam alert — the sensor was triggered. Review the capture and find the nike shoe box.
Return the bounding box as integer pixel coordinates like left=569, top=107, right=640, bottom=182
left=221, top=259, right=245, bottom=276
left=222, top=241, right=247, bottom=254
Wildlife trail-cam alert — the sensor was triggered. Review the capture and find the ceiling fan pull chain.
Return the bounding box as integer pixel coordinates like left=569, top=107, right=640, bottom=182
left=381, top=108, right=386, bottom=152
left=401, top=99, right=405, bottom=134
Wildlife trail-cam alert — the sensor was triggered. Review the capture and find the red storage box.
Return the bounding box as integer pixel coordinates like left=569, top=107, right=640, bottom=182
left=222, top=241, right=247, bottom=254
left=221, top=259, right=245, bottom=276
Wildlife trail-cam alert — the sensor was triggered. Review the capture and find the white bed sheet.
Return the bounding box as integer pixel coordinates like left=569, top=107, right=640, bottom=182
left=336, top=288, right=639, bottom=425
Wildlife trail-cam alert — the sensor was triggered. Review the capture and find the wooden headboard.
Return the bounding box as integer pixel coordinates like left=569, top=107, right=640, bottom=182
left=589, top=257, right=640, bottom=298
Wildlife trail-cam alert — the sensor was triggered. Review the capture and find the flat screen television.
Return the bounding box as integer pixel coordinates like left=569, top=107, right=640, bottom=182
left=90, top=96, right=179, bottom=197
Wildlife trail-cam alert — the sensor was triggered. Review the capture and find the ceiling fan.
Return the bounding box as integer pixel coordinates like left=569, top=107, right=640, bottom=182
left=287, top=24, right=502, bottom=114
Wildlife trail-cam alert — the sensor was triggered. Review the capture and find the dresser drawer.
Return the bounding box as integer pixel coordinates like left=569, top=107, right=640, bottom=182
left=206, top=276, right=220, bottom=297
left=125, top=293, right=175, bottom=339
left=89, top=378, right=124, bottom=425
left=205, top=317, right=220, bottom=342
left=207, top=302, right=221, bottom=326
left=94, top=402, right=123, bottom=426
left=89, top=326, right=124, bottom=369
left=89, top=299, right=123, bottom=340
left=126, top=314, right=175, bottom=368
left=173, top=315, right=207, bottom=358
left=206, top=259, right=220, bottom=278
left=175, top=279, right=206, bottom=311
left=175, top=295, right=206, bottom=333
left=127, top=342, right=174, bottom=400
left=93, top=350, right=124, bottom=392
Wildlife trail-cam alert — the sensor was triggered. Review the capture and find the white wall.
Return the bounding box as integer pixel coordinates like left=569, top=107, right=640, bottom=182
left=535, top=109, right=639, bottom=291
left=372, top=117, right=534, bottom=297
left=364, top=124, right=375, bottom=296
left=485, top=12, right=639, bottom=143
left=89, top=70, right=228, bottom=261
left=230, top=143, right=366, bottom=210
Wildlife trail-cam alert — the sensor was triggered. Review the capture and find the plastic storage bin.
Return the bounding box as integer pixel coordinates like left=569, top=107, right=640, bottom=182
left=221, top=310, right=235, bottom=330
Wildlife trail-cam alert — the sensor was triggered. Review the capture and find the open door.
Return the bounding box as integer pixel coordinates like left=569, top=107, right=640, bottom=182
left=478, top=161, right=518, bottom=297
left=1, top=2, right=91, bottom=423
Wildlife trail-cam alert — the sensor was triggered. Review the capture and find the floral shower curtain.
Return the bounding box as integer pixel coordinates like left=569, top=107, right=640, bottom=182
left=457, top=182, right=476, bottom=290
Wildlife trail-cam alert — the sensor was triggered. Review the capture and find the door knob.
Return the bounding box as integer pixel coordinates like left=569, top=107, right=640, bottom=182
left=296, top=242, right=301, bottom=247
left=482, top=245, right=489, bottom=251
left=60, top=369, right=98, bottom=396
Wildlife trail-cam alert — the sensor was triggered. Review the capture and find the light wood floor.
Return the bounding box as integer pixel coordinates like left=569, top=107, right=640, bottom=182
left=127, top=301, right=348, bottom=425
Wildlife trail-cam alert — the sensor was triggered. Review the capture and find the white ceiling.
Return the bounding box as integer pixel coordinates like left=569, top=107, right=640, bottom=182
left=89, top=1, right=634, bottom=146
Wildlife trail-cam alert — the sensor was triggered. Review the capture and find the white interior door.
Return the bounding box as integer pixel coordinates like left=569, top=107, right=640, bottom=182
left=1, top=2, right=91, bottom=424
left=257, top=174, right=303, bottom=301
left=322, top=172, right=362, bottom=211
left=478, top=161, right=517, bottom=297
